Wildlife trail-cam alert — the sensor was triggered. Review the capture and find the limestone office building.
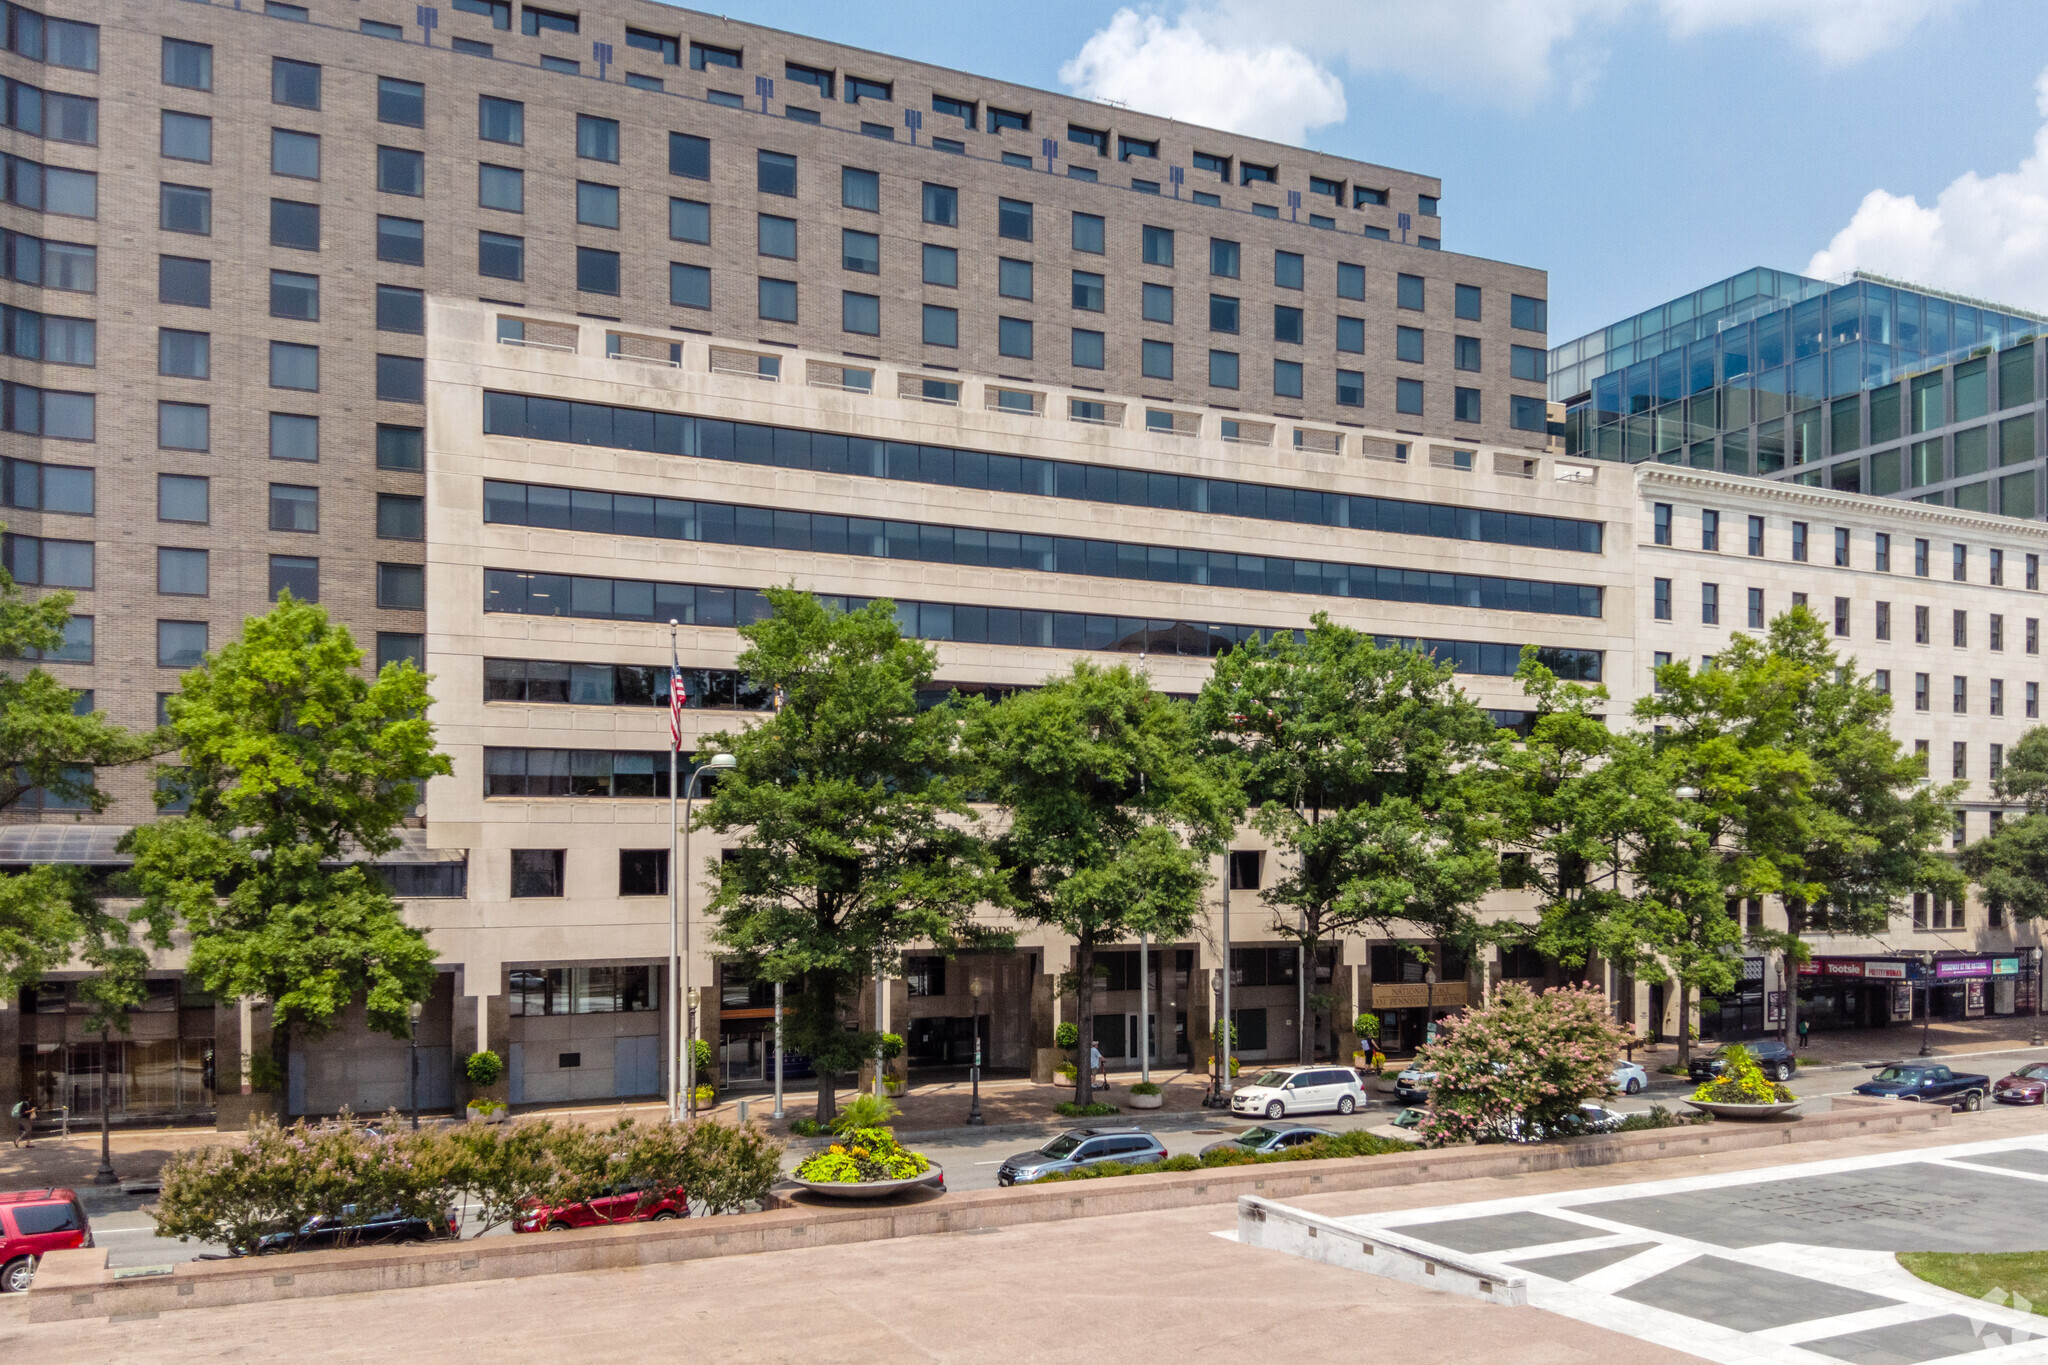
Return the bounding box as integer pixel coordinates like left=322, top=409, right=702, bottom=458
left=0, top=0, right=2036, bottom=1124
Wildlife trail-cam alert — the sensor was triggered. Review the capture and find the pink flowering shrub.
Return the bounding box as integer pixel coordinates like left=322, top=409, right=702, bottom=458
left=1414, top=983, right=1630, bottom=1147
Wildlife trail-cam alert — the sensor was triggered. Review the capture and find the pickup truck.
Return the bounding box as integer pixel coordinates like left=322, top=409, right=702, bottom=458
left=1851, top=1062, right=1990, bottom=1111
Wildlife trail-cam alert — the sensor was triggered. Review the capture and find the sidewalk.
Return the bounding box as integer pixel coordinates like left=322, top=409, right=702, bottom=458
left=1624, top=1010, right=2047, bottom=1073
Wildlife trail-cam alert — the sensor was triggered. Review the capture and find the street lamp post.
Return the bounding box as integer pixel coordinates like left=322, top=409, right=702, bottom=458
left=1423, top=966, right=1438, bottom=1047
left=1918, top=952, right=1937, bottom=1057
left=771, top=979, right=785, bottom=1120
left=967, top=978, right=985, bottom=1126
left=408, top=1000, right=423, bottom=1131
left=92, top=1029, right=116, bottom=1186
left=670, top=751, right=737, bottom=1123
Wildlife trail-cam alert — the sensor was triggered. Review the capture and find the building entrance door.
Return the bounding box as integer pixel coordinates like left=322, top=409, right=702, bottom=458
left=1120, top=1013, right=1158, bottom=1064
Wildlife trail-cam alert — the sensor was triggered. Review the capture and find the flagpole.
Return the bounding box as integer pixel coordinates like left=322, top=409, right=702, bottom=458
left=667, top=620, right=682, bottom=1123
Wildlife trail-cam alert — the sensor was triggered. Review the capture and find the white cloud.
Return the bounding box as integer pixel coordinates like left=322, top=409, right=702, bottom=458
left=1805, top=63, right=2048, bottom=312
left=1056, top=10, right=1346, bottom=145
left=1061, top=1, right=1963, bottom=119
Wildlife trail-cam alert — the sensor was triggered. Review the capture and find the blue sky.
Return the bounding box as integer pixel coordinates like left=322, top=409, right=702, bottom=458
left=690, top=1, right=2048, bottom=341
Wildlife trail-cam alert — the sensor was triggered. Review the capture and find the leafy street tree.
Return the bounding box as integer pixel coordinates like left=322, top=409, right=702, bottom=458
left=1629, top=606, right=1953, bottom=1062
left=1415, top=982, right=1630, bottom=1146
left=969, top=659, right=1236, bottom=1107
left=1194, top=619, right=1501, bottom=1063
left=1962, top=727, right=2048, bottom=923
left=122, top=594, right=452, bottom=1087
left=0, top=539, right=157, bottom=994
left=700, top=589, right=1000, bottom=1124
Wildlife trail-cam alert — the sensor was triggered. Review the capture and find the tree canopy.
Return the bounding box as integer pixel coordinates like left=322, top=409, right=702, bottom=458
left=701, top=589, right=1001, bottom=1122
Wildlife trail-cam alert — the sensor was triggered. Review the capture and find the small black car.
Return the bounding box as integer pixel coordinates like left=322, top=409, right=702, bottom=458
left=243, top=1204, right=458, bottom=1256
left=1688, top=1038, right=1796, bottom=1084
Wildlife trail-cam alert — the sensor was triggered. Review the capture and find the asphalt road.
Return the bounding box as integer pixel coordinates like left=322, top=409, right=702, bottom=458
left=73, top=1044, right=2048, bottom=1267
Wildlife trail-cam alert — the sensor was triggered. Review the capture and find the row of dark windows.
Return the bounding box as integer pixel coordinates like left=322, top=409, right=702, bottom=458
left=479, top=392, right=1601, bottom=553
left=479, top=572, right=1604, bottom=678
left=1653, top=504, right=2041, bottom=588
left=482, top=479, right=1604, bottom=618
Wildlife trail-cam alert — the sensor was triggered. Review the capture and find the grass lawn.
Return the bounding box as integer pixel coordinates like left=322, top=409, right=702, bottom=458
left=1898, top=1251, right=2048, bottom=1313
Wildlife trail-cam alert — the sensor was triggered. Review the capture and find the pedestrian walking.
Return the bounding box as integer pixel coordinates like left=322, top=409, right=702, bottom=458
left=1089, top=1042, right=1107, bottom=1089
left=12, top=1097, right=34, bottom=1148
left=1798, top=1017, right=1811, bottom=1050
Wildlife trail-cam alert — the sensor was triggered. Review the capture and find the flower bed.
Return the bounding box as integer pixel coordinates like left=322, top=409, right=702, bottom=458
left=1689, top=1043, right=1795, bottom=1106
left=792, top=1126, right=932, bottom=1184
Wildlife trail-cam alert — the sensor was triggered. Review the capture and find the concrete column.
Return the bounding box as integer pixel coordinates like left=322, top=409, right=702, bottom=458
left=238, top=997, right=253, bottom=1094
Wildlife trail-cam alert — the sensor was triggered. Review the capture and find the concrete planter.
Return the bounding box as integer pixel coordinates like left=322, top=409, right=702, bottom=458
left=788, top=1166, right=943, bottom=1200
left=1128, top=1092, right=1163, bottom=1110
left=466, top=1104, right=507, bottom=1124
left=1684, top=1098, right=1802, bottom=1121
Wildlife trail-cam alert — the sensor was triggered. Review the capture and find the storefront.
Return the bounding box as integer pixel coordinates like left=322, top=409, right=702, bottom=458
left=17, top=976, right=217, bottom=1124
left=1797, top=957, right=1912, bottom=1030
left=1926, top=956, right=2027, bottom=1020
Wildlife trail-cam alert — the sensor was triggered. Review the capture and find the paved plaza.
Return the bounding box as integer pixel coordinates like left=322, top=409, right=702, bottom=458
left=1296, top=1134, right=2048, bottom=1364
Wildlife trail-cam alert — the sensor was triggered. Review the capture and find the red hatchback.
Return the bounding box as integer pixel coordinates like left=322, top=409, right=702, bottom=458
left=514, top=1184, right=688, bottom=1234
left=0, top=1189, right=92, bottom=1292
left=1994, top=1062, right=2048, bottom=1105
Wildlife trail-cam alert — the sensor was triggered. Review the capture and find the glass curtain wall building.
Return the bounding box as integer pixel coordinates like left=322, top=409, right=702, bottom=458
left=1551, top=268, right=2048, bottom=517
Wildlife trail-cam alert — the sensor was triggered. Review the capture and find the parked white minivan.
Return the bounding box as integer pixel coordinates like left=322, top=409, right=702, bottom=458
left=1229, top=1066, right=1367, bottom=1119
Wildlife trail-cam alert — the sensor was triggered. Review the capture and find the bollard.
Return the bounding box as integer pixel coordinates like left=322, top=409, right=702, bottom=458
left=737, top=1099, right=751, bottom=1125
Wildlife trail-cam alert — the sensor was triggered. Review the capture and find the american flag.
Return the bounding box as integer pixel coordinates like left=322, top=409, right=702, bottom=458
left=668, top=646, right=686, bottom=751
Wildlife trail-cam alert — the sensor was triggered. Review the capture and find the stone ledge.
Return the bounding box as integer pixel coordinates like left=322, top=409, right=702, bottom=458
left=27, top=1099, right=1946, bottom=1323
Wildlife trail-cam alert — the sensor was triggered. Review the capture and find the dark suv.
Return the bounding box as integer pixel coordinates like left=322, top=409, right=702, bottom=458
left=1688, top=1038, right=1797, bottom=1084
left=0, top=1189, right=92, bottom=1292
left=997, top=1127, right=1168, bottom=1186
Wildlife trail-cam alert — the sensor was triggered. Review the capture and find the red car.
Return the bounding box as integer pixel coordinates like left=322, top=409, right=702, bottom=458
left=514, top=1184, right=688, bottom=1233
left=1993, top=1063, right=2048, bottom=1105
left=0, top=1188, right=92, bottom=1292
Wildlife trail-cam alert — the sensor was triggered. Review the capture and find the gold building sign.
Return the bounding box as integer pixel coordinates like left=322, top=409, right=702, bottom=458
left=1371, top=982, right=1468, bottom=1010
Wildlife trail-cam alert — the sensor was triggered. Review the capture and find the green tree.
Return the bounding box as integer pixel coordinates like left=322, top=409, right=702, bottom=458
left=968, top=659, right=1236, bottom=1106
left=1194, top=619, right=1501, bottom=1063
left=1962, top=727, right=2048, bottom=923
left=0, top=536, right=158, bottom=994
left=700, top=589, right=999, bottom=1124
left=1629, top=606, right=1952, bottom=1062
left=121, top=594, right=451, bottom=1089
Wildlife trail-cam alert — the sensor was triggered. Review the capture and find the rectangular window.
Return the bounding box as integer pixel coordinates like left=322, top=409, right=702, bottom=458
left=1208, top=350, right=1239, bottom=389
left=1397, top=274, right=1424, bottom=311
left=1072, top=213, right=1105, bottom=255
left=158, top=328, right=209, bottom=379
left=1955, top=544, right=1968, bottom=581
left=576, top=181, right=620, bottom=229
left=378, top=562, right=425, bottom=610
left=995, top=256, right=1034, bottom=301
left=375, top=284, right=424, bottom=334
left=1831, top=526, right=1849, bottom=567
left=270, top=413, right=317, bottom=462
left=1072, top=271, right=1104, bottom=312
left=922, top=182, right=957, bottom=226
left=842, top=291, right=880, bottom=336
left=269, top=554, right=318, bottom=603
left=271, top=128, right=320, bottom=180
left=1954, top=609, right=1969, bottom=648
left=271, top=58, right=320, bottom=110
left=1274, top=359, right=1302, bottom=399
left=267, top=270, right=317, bottom=321
left=1454, top=283, right=1481, bottom=321
left=1992, top=678, right=2006, bottom=716
left=619, top=849, right=669, bottom=897
left=158, top=474, right=208, bottom=524
left=375, top=354, right=423, bottom=403
left=158, top=401, right=208, bottom=451
left=1992, top=613, right=2006, bottom=651
left=1336, top=369, right=1364, bottom=408
left=1272, top=250, right=1304, bottom=290
left=1071, top=329, right=1104, bottom=370
left=1135, top=224, right=1176, bottom=268
left=666, top=132, right=710, bottom=181
left=1275, top=305, right=1305, bottom=346
left=756, top=213, right=797, bottom=259
left=1142, top=338, right=1173, bottom=380
left=478, top=164, right=524, bottom=213
left=750, top=150, right=797, bottom=199
left=1454, top=335, right=1480, bottom=371
left=157, top=620, right=206, bottom=669
left=2031, top=682, right=2041, bottom=719
left=1874, top=668, right=1890, bottom=695
left=1954, top=676, right=1968, bottom=714
left=161, top=110, right=211, bottom=163
left=999, top=316, right=1033, bottom=360
left=1702, top=582, right=1719, bottom=625
left=1511, top=294, right=1547, bottom=331
left=1454, top=387, right=1480, bottom=423
left=1876, top=601, right=1892, bottom=640
left=479, top=231, right=524, bottom=280
left=922, top=244, right=958, bottom=288
left=1834, top=596, right=1849, bottom=637
left=376, top=492, right=424, bottom=540
left=571, top=115, right=619, bottom=165
left=1701, top=509, right=1720, bottom=551
left=998, top=198, right=1034, bottom=242
left=1652, top=502, right=1671, bottom=546
left=270, top=199, right=319, bottom=251
left=1914, top=537, right=1930, bottom=577
left=922, top=303, right=957, bottom=348
left=157, top=547, right=206, bottom=596
left=670, top=262, right=710, bottom=310
left=160, top=182, right=211, bottom=236
left=163, top=38, right=212, bottom=90
left=835, top=165, right=881, bottom=213
left=842, top=229, right=880, bottom=275
left=1142, top=282, right=1174, bottom=324
left=377, top=424, right=423, bottom=472
left=1916, top=605, right=1930, bottom=644
left=268, top=483, right=317, bottom=532
left=1915, top=673, right=1929, bottom=712
left=478, top=95, right=523, bottom=145
left=1396, top=326, right=1424, bottom=364
left=509, top=850, right=565, bottom=898
left=378, top=216, right=424, bottom=266
left=1396, top=377, right=1423, bottom=416
left=1954, top=742, right=1968, bottom=780
left=663, top=198, right=710, bottom=245
left=1744, top=515, right=1763, bottom=556
left=1748, top=587, right=1765, bottom=629
left=757, top=277, right=797, bottom=322
left=1209, top=238, right=1239, bottom=279
left=1653, top=577, right=1672, bottom=621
